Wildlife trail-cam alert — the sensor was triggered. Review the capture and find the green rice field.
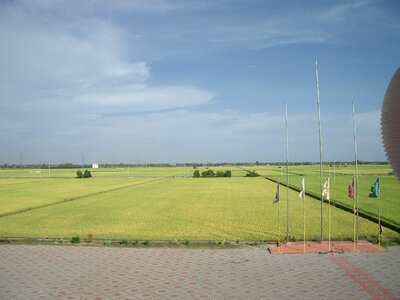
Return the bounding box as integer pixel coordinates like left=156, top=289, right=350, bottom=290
left=0, top=165, right=398, bottom=241
left=257, top=164, right=399, bottom=227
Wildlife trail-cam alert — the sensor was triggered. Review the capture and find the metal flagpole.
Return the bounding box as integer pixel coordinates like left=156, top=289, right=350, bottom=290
left=353, top=184, right=356, bottom=251
left=278, top=179, right=281, bottom=253
left=48, top=162, right=51, bottom=180
left=315, top=59, right=324, bottom=242
left=274, top=177, right=281, bottom=253
left=353, top=203, right=356, bottom=251
left=285, top=101, right=290, bottom=243
left=328, top=177, right=331, bottom=252
left=303, top=193, right=306, bottom=253
left=352, top=102, right=359, bottom=241
left=378, top=176, right=381, bottom=251
left=279, top=202, right=281, bottom=253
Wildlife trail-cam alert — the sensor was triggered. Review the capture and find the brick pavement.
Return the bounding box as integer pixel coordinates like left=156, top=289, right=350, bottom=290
left=0, top=245, right=399, bottom=299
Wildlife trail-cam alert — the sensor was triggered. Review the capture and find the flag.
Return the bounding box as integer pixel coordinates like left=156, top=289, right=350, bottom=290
left=298, top=177, right=305, bottom=200
left=322, top=178, right=330, bottom=200
left=369, top=177, right=380, bottom=198
left=273, top=182, right=280, bottom=204
left=348, top=177, right=355, bottom=198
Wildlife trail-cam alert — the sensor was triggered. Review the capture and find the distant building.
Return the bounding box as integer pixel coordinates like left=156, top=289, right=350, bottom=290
left=92, top=163, right=99, bottom=169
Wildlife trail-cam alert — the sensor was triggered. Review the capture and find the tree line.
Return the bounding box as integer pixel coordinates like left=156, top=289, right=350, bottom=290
left=193, top=169, right=232, bottom=178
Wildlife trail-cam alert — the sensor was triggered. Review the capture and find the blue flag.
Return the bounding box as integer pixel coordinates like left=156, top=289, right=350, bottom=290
left=369, top=177, right=380, bottom=198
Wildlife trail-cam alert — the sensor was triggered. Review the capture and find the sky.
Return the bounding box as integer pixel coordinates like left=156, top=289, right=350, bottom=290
left=1, top=0, right=399, bottom=164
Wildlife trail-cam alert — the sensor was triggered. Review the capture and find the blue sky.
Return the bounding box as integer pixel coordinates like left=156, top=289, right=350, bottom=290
left=0, top=0, right=399, bottom=164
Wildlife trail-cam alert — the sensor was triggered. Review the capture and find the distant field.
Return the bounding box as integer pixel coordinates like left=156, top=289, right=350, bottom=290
left=0, top=166, right=246, bottom=178
left=0, top=167, right=191, bottom=178
left=244, top=164, right=392, bottom=177
left=0, top=169, right=398, bottom=241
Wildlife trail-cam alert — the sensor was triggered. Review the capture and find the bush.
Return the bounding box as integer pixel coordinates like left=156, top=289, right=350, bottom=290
left=77, top=170, right=92, bottom=178
left=71, top=236, right=81, bottom=243
left=120, top=240, right=128, bottom=245
left=245, top=171, right=260, bottom=177
left=193, top=169, right=231, bottom=178
left=216, top=170, right=232, bottom=177
left=216, top=171, right=225, bottom=177
left=83, top=170, right=92, bottom=178
left=201, top=169, right=215, bottom=177
left=143, top=240, right=150, bottom=246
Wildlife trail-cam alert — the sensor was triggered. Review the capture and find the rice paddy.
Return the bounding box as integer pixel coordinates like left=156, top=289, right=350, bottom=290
left=0, top=165, right=398, bottom=241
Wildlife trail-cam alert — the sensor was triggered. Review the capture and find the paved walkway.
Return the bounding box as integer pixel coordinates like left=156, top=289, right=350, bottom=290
left=0, top=245, right=399, bottom=299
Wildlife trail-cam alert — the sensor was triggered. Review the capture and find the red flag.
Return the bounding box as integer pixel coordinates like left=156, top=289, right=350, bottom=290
left=348, top=177, right=355, bottom=198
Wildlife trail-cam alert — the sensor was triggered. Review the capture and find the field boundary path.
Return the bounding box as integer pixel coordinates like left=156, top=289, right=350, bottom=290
left=1, top=245, right=399, bottom=299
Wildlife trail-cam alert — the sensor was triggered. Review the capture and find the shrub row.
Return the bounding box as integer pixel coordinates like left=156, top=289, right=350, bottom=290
left=193, top=169, right=232, bottom=178
left=76, top=170, right=92, bottom=178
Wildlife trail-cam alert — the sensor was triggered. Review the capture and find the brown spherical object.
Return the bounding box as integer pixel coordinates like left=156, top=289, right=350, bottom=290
left=381, top=67, right=400, bottom=181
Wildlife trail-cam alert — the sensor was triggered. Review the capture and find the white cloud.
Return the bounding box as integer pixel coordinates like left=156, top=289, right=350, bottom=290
left=0, top=17, right=149, bottom=90
left=323, top=0, right=375, bottom=23
left=77, top=86, right=214, bottom=111
left=0, top=2, right=213, bottom=114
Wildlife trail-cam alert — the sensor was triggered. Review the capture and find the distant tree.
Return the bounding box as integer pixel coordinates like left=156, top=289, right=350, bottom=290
left=225, top=170, right=232, bottom=177
left=83, top=170, right=92, bottom=178
left=76, top=170, right=83, bottom=178
left=193, top=170, right=200, bottom=178
left=216, top=171, right=225, bottom=177
left=201, top=169, right=215, bottom=177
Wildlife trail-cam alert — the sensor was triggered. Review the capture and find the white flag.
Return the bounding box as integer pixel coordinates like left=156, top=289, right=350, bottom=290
left=299, top=177, right=305, bottom=200
left=322, top=178, right=330, bottom=200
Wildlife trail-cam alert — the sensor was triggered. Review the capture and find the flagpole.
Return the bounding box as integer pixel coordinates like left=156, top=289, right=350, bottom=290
left=353, top=192, right=356, bottom=252
left=328, top=177, right=331, bottom=252
left=274, top=178, right=281, bottom=253
left=285, top=101, right=290, bottom=243
left=278, top=189, right=281, bottom=253
left=352, top=102, right=359, bottom=242
left=303, top=192, right=306, bottom=253
left=299, top=177, right=306, bottom=252
left=315, top=59, right=324, bottom=242
left=378, top=176, right=381, bottom=251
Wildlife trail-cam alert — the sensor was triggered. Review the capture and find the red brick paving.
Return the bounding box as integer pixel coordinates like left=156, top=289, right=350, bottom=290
left=0, top=245, right=399, bottom=299
left=269, top=240, right=386, bottom=254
